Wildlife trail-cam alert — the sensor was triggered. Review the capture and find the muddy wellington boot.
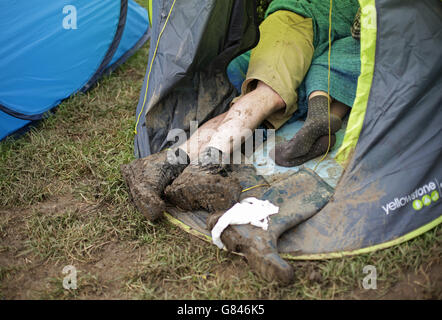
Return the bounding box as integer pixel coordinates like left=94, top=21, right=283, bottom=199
left=273, top=95, right=342, bottom=165
left=207, top=217, right=294, bottom=284
left=207, top=168, right=331, bottom=285
left=164, top=147, right=242, bottom=212
left=273, top=134, right=337, bottom=167
left=120, top=149, right=189, bottom=221
left=204, top=165, right=294, bottom=284
left=206, top=209, right=296, bottom=284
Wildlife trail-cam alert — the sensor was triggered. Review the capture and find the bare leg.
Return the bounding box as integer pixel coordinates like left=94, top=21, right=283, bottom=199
left=330, top=100, right=350, bottom=120
left=179, top=80, right=285, bottom=161
left=205, top=81, right=285, bottom=155
left=165, top=80, right=285, bottom=213
left=178, top=112, right=227, bottom=162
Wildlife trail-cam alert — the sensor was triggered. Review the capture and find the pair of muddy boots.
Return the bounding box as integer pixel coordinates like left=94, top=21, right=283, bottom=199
left=121, top=147, right=299, bottom=284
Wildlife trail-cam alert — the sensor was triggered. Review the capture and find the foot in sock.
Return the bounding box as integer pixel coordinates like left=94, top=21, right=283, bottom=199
left=276, top=95, right=342, bottom=161
left=164, top=147, right=242, bottom=212
left=120, top=149, right=188, bottom=221
left=273, top=134, right=337, bottom=167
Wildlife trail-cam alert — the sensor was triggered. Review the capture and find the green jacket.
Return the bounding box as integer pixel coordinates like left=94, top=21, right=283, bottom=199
left=266, top=0, right=359, bottom=58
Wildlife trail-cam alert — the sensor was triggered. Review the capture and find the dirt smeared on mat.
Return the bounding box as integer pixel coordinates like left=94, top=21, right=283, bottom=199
left=278, top=166, right=387, bottom=255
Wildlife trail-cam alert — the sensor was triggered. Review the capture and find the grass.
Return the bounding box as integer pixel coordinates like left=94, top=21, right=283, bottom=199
left=0, top=0, right=440, bottom=300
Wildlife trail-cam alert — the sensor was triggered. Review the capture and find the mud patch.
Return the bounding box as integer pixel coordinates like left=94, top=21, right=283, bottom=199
left=0, top=195, right=151, bottom=299
left=165, top=164, right=242, bottom=212
left=349, top=262, right=442, bottom=300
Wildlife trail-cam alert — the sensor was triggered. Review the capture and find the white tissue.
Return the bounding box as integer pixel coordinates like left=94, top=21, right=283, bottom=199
left=211, top=197, right=279, bottom=249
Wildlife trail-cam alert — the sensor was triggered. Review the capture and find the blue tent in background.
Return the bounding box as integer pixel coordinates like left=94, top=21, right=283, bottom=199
left=0, top=0, right=150, bottom=140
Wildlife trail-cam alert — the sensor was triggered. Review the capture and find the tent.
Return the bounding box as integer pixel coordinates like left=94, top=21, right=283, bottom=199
left=133, top=0, right=441, bottom=259
left=0, top=0, right=150, bottom=140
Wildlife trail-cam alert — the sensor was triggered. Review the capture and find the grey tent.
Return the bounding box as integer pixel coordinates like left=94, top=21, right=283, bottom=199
left=132, top=0, right=441, bottom=259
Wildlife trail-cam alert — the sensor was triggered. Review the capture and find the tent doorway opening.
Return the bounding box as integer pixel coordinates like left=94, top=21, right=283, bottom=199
left=131, top=0, right=442, bottom=261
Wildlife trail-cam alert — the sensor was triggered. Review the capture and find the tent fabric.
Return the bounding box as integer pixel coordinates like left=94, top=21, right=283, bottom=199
left=287, top=0, right=442, bottom=255
left=134, top=0, right=260, bottom=158
left=107, top=1, right=152, bottom=74
left=134, top=0, right=441, bottom=258
left=0, top=0, right=149, bottom=141
left=336, top=0, right=378, bottom=165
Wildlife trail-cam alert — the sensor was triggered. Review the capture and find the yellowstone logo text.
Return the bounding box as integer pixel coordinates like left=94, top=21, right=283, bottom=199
left=381, top=179, right=440, bottom=215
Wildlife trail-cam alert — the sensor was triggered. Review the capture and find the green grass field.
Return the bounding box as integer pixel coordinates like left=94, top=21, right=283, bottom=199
left=0, top=1, right=440, bottom=300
